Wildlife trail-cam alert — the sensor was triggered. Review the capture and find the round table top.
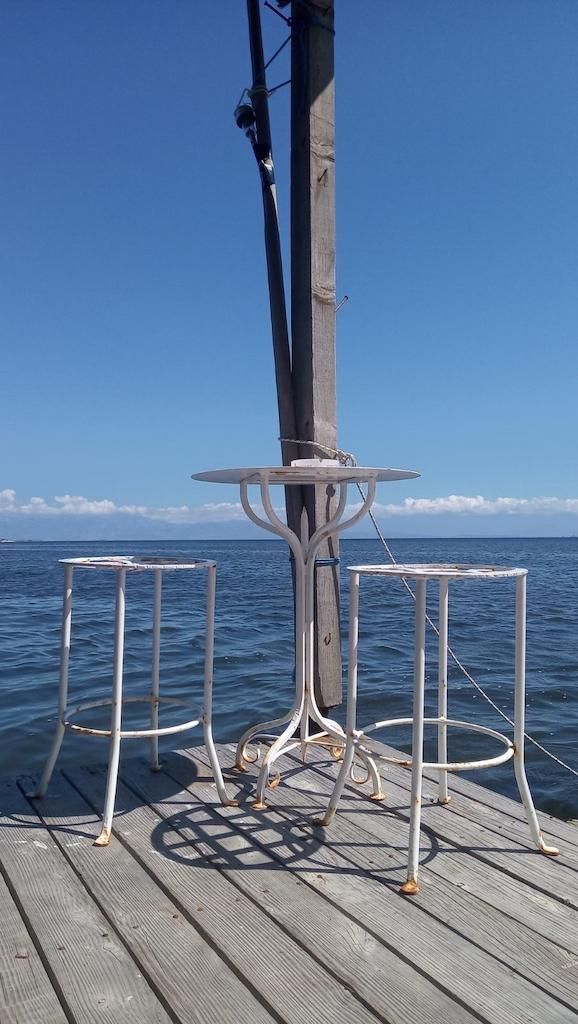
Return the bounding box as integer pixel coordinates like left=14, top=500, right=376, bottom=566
left=192, top=465, right=420, bottom=485
left=60, top=555, right=215, bottom=571
left=348, top=563, right=526, bottom=580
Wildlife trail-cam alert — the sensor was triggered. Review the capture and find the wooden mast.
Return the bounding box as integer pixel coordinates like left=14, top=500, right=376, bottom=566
left=290, top=0, right=341, bottom=710
left=241, top=0, right=341, bottom=711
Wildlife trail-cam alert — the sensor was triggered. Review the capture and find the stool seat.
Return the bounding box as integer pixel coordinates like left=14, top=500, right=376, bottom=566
left=316, top=561, right=560, bottom=895
left=61, top=555, right=215, bottom=571
left=32, top=554, right=235, bottom=846
left=348, top=562, right=525, bottom=579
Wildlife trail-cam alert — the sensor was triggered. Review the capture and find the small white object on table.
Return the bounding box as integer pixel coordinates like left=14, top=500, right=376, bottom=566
left=192, top=460, right=419, bottom=807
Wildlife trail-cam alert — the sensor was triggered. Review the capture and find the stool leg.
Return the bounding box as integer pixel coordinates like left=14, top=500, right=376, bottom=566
left=202, top=564, right=237, bottom=807
left=401, top=577, right=427, bottom=895
left=150, top=568, right=162, bottom=771
left=437, top=577, right=450, bottom=805
left=300, top=700, right=310, bottom=764
left=32, top=564, right=74, bottom=798
left=364, top=748, right=385, bottom=802
left=512, top=574, right=559, bottom=857
left=95, top=568, right=126, bottom=847
left=314, top=571, right=361, bottom=826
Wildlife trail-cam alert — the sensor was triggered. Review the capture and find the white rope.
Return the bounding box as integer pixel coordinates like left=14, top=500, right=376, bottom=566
left=280, top=438, right=578, bottom=778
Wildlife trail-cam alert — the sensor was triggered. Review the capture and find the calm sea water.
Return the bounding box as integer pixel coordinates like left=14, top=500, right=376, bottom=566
left=1, top=538, right=577, bottom=819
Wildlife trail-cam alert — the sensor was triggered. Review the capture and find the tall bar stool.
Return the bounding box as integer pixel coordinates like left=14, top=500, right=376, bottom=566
left=33, top=555, right=235, bottom=845
left=316, top=564, right=559, bottom=894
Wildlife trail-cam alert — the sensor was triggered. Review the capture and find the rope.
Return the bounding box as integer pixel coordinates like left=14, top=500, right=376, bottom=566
left=280, top=437, right=357, bottom=466
left=280, top=438, right=578, bottom=778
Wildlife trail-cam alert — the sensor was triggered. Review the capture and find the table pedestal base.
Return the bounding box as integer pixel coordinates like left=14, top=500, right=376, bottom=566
left=231, top=473, right=385, bottom=807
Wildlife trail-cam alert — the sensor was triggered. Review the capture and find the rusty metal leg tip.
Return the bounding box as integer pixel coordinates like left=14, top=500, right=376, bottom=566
left=94, top=828, right=112, bottom=847
left=438, top=796, right=451, bottom=805
left=252, top=800, right=268, bottom=811
left=224, top=799, right=239, bottom=807
left=311, top=816, right=331, bottom=827
left=400, top=879, right=419, bottom=896
left=540, top=843, right=560, bottom=857
left=232, top=763, right=246, bottom=774
left=369, top=791, right=386, bottom=802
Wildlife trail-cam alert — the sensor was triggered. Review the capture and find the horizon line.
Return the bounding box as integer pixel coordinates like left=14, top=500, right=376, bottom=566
left=5, top=535, right=577, bottom=544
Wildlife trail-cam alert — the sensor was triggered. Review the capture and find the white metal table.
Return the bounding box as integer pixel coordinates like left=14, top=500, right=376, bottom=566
left=192, top=462, right=419, bottom=807
left=33, top=555, right=234, bottom=845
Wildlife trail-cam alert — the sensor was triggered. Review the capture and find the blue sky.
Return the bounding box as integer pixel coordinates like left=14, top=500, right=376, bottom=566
left=2, top=1, right=577, bottom=539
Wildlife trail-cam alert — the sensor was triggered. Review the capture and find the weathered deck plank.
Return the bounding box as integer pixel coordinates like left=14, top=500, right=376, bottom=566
left=281, top=744, right=578, bottom=953
left=276, top=742, right=578, bottom=906
left=0, top=779, right=170, bottom=1024
left=110, top=757, right=479, bottom=1024
left=261, top=748, right=578, bottom=1004
left=27, top=772, right=277, bottom=1024
left=415, top=754, right=578, bottom=851
left=2, top=743, right=578, bottom=1024
left=360, top=739, right=578, bottom=867
left=0, top=872, right=68, bottom=1024
left=65, top=762, right=387, bottom=1024
left=186, top=746, right=578, bottom=1023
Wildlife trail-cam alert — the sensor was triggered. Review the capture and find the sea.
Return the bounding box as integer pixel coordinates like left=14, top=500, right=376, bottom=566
left=1, top=537, right=577, bottom=819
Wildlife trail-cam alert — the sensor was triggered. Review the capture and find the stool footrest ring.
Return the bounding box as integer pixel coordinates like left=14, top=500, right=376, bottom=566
left=356, top=716, right=514, bottom=773
left=63, top=695, right=202, bottom=739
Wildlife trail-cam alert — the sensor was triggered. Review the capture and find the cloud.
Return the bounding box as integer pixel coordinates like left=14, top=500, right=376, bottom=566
left=373, top=495, right=578, bottom=517
left=0, top=489, right=17, bottom=510
left=0, top=488, right=247, bottom=523
left=1, top=489, right=578, bottom=525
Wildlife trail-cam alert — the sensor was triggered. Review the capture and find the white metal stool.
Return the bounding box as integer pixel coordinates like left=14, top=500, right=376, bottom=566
left=316, top=564, right=559, bottom=894
left=33, top=555, right=235, bottom=845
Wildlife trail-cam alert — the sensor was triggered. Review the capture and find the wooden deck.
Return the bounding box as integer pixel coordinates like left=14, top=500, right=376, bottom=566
left=1, top=741, right=578, bottom=1024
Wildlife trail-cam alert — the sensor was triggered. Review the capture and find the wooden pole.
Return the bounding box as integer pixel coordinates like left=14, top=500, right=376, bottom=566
left=244, top=0, right=304, bottom=531
left=290, top=0, right=342, bottom=710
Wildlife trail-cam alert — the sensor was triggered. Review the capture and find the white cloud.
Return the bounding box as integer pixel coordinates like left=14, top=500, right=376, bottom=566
left=1, top=489, right=578, bottom=524
left=373, top=495, right=578, bottom=517
left=0, top=489, right=17, bottom=509
left=145, top=502, right=248, bottom=525
left=0, top=489, right=248, bottom=524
